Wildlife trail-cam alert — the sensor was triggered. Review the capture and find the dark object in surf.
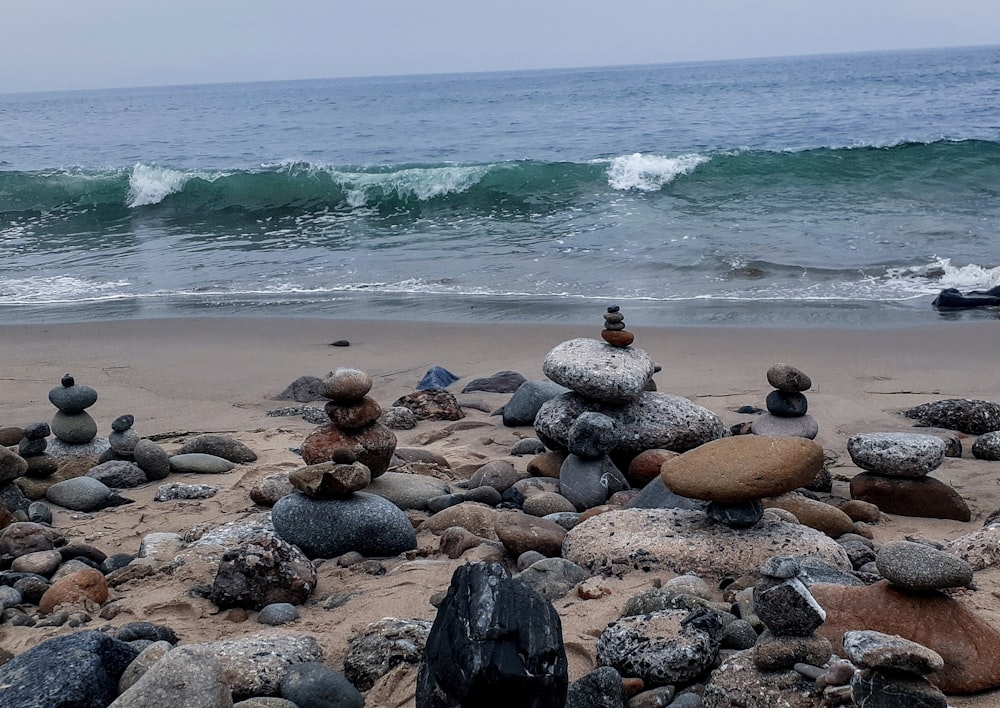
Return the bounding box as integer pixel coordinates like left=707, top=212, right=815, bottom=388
left=932, top=285, right=1000, bottom=309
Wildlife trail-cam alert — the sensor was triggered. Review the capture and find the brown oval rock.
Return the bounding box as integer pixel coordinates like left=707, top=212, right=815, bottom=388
left=837, top=499, right=881, bottom=524
left=526, top=451, right=566, bottom=479
left=421, top=502, right=501, bottom=539
left=38, top=568, right=109, bottom=614
left=289, top=461, right=371, bottom=498
left=628, top=449, right=678, bottom=487
left=323, top=368, right=373, bottom=402
left=0, top=521, right=57, bottom=557
left=763, top=492, right=855, bottom=538
left=324, top=396, right=383, bottom=430
left=849, top=472, right=971, bottom=521
left=493, top=510, right=566, bottom=557
left=10, top=549, right=63, bottom=577
left=300, top=422, right=396, bottom=477
left=660, top=436, right=824, bottom=503
left=766, top=363, right=812, bottom=392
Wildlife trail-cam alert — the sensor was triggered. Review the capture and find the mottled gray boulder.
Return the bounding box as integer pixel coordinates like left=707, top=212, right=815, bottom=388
left=875, top=539, right=973, bottom=591
left=515, top=557, right=590, bottom=600
left=257, top=602, right=300, bottom=626
left=703, top=652, right=817, bottom=708
left=0, top=630, right=139, bottom=708
left=972, top=430, right=1000, bottom=460
left=596, top=607, right=722, bottom=685
left=177, top=434, right=258, bottom=463
left=543, top=338, right=655, bottom=402
left=344, top=617, right=432, bottom=691
left=154, top=483, right=219, bottom=501
left=272, top=491, right=417, bottom=559
left=847, top=432, right=946, bottom=477
left=203, top=633, right=324, bottom=700
left=46, top=476, right=131, bottom=512
left=850, top=669, right=947, bottom=708
left=133, top=438, right=171, bottom=480
left=210, top=535, right=316, bottom=610
left=417, top=561, right=567, bottom=707
left=502, top=380, right=570, bottom=427
left=109, top=645, right=232, bottom=708
left=535, top=391, right=728, bottom=455
left=566, top=666, right=627, bottom=708
left=904, top=398, right=1000, bottom=435
left=843, top=629, right=944, bottom=675
left=169, top=452, right=236, bottom=474
left=364, top=471, right=450, bottom=511
left=86, top=460, right=148, bottom=488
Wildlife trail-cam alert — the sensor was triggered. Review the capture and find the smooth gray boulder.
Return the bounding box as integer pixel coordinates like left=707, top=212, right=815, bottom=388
left=542, top=338, right=654, bottom=402
left=847, top=432, right=946, bottom=477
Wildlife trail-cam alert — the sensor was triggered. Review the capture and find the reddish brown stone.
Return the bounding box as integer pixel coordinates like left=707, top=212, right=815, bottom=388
left=289, top=460, right=371, bottom=498
left=601, top=329, right=635, bottom=347
left=837, top=499, right=882, bottom=523
left=849, top=472, right=971, bottom=521
left=493, top=510, right=566, bottom=557
left=812, top=580, right=1000, bottom=694
left=324, top=396, right=383, bottom=430
left=38, top=568, right=109, bottom=614
left=526, top=451, right=566, bottom=479
left=300, top=422, right=396, bottom=477
left=628, top=449, right=678, bottom=487
left=0, top=521, right=56, bottom=557
left=763, top=493, right=855, bottom=538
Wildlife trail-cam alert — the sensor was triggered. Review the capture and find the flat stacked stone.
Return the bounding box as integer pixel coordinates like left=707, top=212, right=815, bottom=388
left=48, top=374, right=99, bottom=446
left=18, top=422, right=58, bottom=479
left=300, top=368, right=396, bottom=478
left=659, top=436, right=825, bottom=529
left=844, top=630, right=947, bottom=708
left=847, top=432, right=969, bottom=521
left=875, top=540, right=973, bottom=592
left=107, top=414, right=140, bottom=460
left=752, top=363, right=818, bottom=439
left=542, top=337, right=654, bottom=403
left=751, top=556, right=833, bottom=671
left=600, top=305, right=634, bottom=348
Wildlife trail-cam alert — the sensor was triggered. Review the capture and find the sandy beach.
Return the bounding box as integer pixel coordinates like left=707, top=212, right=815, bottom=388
left=2, top=315, right=1000, bottom=705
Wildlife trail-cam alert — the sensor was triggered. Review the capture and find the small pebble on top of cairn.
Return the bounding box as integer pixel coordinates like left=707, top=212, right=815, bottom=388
left=600, top=305, right=634, bottom=348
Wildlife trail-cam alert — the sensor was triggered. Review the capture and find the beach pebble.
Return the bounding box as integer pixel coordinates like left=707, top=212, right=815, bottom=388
left=379, top=405, right=418, bottom=430
left=660, top=436, right=824, bottom=504
left=0, top=630, right=138, bottom=707
left=132, top=438, right=171, bottom=480
left=597, top=608, right=722, bottom=686
left=843, top=629, right=944, bottom=675
left=750, top=412, right=819, bottom=439
left=494, top=510, right=567, bottom=557
left=876, top=539, right=973, bottom=590
left=138, top=532, right=185, bottom=562
left=0, top=584, right=23, bottom=609
left=418, top=562, right=567, bottom=706
left=904, top=398, right=1000, bottom=435
left=279, top=662, right=364, bottom=708
left=112, top=645, right=231, bottom=708
left=753, top=576, right=826, bottom=636
left=515, top=557, right=590, bottom=601
left=275, top=374, right=328, bottom=402
left=0, top=425, right=25, bottom=446
left=322, top=368, right=373, bottom=402
left=523, top=491, right=577, bottom=517
left=972, top=430, right=1000, bottom=460
left=501, top=380, right=570, bottom=427
left=325, top=396, right=383, bottom=430
left=766, top=363, right=812, bottom=392
left=27, top=501, right=53, bottom=525
left=559, top=454, right=629, bottom=511
left=47, top=375, right=98, bottom=413
left=11, top=549, right=63, bottom=577
left=627, top=448, right=678, bottom=487
left=849, top=472, right=971, bottom=521
left=169, top=452, right=236, bottom=475
left=0, top=445, right=29, bottom=484
left=763, top=493, right=855, bottom=538
left=51, top=411, right=98, bottom=444
left=526, top=451, right=567, bottom=478
left=0, top=521, right=56, bottom=556
left=272, top=491, right=417, bottom=559
left=721, top=619, right=759, bottom=650
left=467, top=460, right=519, bottom=494
left=211, top=536, right=316, bottom=610
left=365, top=470, right=450, bottom=511
left=342, top=617, right=432, bottom=691
left=765, top=390, right=808, bottom=417
left=535, top=391, right=728, bottom=455
left=154, top=483, right=219, bottom=501
left=706, top=499, right=764, bottom=528
left=625, top=477, right=707, bottom=512
left=39, top=568, right=109, bottom=613
left=46, top=476, right=123, bottom=512
left=107, top=428, right=140, bottom=458
left=257, top=602, right=300, bottom=626
left=543, top=337, right=655, bottom=402
left=87, top=460, right=147, bottom=488
left=566, top=667, right=627, bottom=708
left=177, top=434, right=258, bottom=463
left=462, top=370, right=527, bottom=394
left=421, top=502, right=500, bottom=538
left=510, top=437, right=546, bottom=456
left=847, top=432, right=946, bottom=476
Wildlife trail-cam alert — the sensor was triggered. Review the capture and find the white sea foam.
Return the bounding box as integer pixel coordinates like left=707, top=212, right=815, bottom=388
left=0, top=275, right=132, bottom=304
left=127, top=164, right=215, bottom=208
left=605, top=153, right=709, bottom=191
left=328, top=165, right=489, bottom=207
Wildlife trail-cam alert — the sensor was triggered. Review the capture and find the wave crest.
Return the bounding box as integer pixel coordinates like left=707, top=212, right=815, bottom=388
left=605, top=152, right=709, bottom=191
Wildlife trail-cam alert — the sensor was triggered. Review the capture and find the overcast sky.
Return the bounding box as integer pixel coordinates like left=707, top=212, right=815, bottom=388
left=3, top=0, right=998, bottom=94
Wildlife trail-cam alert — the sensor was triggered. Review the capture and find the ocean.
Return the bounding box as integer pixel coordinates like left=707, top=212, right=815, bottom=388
left=2, top=45, right=999, bottom=327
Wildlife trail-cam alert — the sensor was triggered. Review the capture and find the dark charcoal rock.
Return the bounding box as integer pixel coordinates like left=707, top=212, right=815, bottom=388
left=558, top=454, right=629, bottom=511
left=904, top=398, right=1000, bottom=435
left=209, top=535, right=317, bottom=610
left=566, top=412, right=617, bottom=458
left=113, top=621, right=179, bottom=644
left=275, top=375, right=329, bottom=402
left=849, top=472, right=971, bottom=521
left=972, top=430, right=1000, bottom=460
left=132, top=438, right=171, bottom=481
left=86, top=460, right=147, bottom=488
left=280, top=661, right=364, bottom=708
left=417, top=366, right=460, bottom=391
left=176, top=434, right=258, bottom=463
left=566, top=666, right=626, bottom=708
left=0, top=630, right=139, bottom=707
left=753, top=576, right=825, bottom=636
left=765, top=390, right=808, bottom=417
left=462, top=370, right=527, bottom=394
left=502, top=381, right=570, bottom=427
left=416, top=561, right=567, bottom=708
left=110, top=414, right=135, bottom=433
left=47, top=377, right=98, bottom=413
left=851, top=668, right=947, bottom=708
left=624, top=476, right=708, bottom=511
left=707, top=499, right=765, bottom=529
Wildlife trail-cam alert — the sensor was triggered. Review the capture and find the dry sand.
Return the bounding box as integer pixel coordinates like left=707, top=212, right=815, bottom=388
left=2, top=316, right=1000, bottom=705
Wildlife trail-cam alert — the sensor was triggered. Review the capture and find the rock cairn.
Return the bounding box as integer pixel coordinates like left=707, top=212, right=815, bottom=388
left=106, top=414, right=140, bottom=461
left=300, top=368, right=397, bottom=477
left=659, top=435, right=825, bottom=529
left=558, top=412, right=629, bottom=511
left=847, top=432, right=970, bottom=521
left=751, top=556, right=832, bottom=672
left=47, top=374, right=99, bottom=447
left=600, top=305, right=633, bottom=348
left=751, top=363, right=818, bottom=439
left=534, top=308, right=728, bottom=466
left=844, top=630, right=947, bottom=708
left=18, top=422, right=57, bottom=479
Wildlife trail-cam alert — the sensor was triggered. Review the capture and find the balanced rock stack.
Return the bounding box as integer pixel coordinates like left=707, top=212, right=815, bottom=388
left=751, top=556, right=832, bottom=672
left=300, top=368, right=396, bottom=477
left=600, top=305, right=633, bottom=347
left=18, top=422, right=58, bottom=478
left=659, top=435, right=825, bottom=529
left=847, top=432, right=970, bottom=521
left=843, top=630, right=947, bottom=707
left=47, top=374, right=100, bottom=449
left=751, top=363, right=818, bottom=439
left=534, top=308, right=728, bottom=466
left=105, top=414, right=140, bottom=462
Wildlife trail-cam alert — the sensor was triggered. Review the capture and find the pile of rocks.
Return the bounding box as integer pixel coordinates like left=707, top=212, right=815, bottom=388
left=847, top=432, right=970, bottom=521
left=844, top=630, right=947, bottom=707
left=17, top=422, right=57, bottom=479
left=300, top=368, right=397, bottom=477
left=47, top=374, right=104, bottom=453
left=751, top=556, right=832, bottom=672
left=751, top=363, right=818, bottom=439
